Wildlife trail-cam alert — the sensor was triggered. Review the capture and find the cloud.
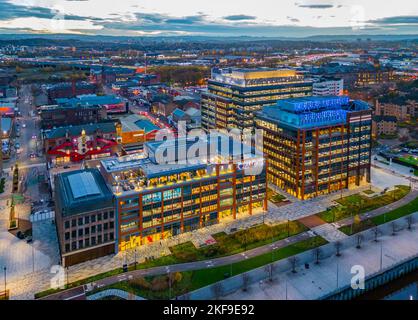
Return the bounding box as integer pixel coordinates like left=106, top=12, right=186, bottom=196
left=223, top=15, right=257, bottom=21
left=296, top=3, right=334, bottom=9
left=368, top=15, right=418, bottom=25
left=287, top=16, right=300, bottom=23
left=165, top=15, right=206, bottom=24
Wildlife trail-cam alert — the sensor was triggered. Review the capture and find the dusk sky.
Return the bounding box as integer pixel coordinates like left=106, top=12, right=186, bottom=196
left=0, top=0, right=417, bottom=37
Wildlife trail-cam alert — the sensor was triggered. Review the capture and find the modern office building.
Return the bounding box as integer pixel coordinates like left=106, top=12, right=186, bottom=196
left=54, top=169, right=115, bottom=267
left=255, top=96, right=372, bottom=200
left=99, top=134, right=267, bottom=252
left=201, top=68, right=312, bottom=131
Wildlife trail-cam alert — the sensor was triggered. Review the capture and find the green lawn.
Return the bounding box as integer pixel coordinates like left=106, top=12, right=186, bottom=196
left=339, top=195, right=418, bottom=235
left=169, top=221, right=307, bottom=262
left=317, top=185, right=410, bottom=223
left=88, top=236, right=328, bottom=300
left=372, top=196, right=418, bottom=225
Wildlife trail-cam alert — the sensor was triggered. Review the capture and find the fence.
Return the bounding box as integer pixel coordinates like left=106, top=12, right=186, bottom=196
left=30, top=210, right=55, bottom=222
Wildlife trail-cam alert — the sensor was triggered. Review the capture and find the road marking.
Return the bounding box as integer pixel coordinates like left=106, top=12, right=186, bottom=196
left=65, top=293, right=85, bottom=300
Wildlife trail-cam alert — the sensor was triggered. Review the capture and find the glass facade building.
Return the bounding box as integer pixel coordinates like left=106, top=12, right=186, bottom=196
left=255, top=96, right=372, bottom=200
left=201, top=68, right=313, bottom=131
left=99, top=135, right=267, bottom=251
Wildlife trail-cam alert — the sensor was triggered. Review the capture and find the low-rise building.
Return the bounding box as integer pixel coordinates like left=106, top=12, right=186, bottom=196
left=44, top=121, right=119, bottom=165
left=115, top=114, right=161, bottom=154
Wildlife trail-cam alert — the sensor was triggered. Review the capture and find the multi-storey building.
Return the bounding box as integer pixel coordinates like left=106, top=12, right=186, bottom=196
left=256, top=96, right=372, bottom=200
left=39, top=103, right=107, bottom=130
left=312, top=77, right=344, bottom=96
left=201, top=68, right=312, bottom=132
left=99, top=134, right=267, bottom=251
left=46, top=81, right=97, bottom=103
left=54, top=169, right=115, bottom=267
left=375, top=100, right=417, bottom=122
left=372, top=115, right=397, bottom=138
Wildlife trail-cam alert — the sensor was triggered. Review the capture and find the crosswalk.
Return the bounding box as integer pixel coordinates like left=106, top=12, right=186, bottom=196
left=311, top=223, right=348, bottom=242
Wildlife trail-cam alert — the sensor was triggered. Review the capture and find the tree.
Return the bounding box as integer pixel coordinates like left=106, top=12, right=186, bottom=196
left=353, top=214, right=362, bottom=233
left=314, top=248, right=321, bottom=264
left=335, top=241, right=342, bottom=257
left=372, top=227, right=379, bottom=242
left=356, top=234, right=363, bottom=249
left=289, top=257, right=298, bottom=273
left=241, top=273, right=250, bottom=292
left=391, top=222, right=397, bottom=236
left=406, top=215, right=413, bottom=230
left=264, top=264, right=276, bottom=282
left=212, top=282, right=224, bottom=300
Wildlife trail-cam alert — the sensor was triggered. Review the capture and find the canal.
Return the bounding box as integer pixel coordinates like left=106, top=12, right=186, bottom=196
left=356, top=268, right=418, bottom=300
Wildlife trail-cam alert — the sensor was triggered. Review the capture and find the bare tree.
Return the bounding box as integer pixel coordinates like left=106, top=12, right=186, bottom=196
left=241, top=273, right=250, bottom=292
left=314, top=248, right=321, bottom=264
left=264, top=264, right=276, bottom=282
left=391, top=222, right=397, bottom=236
left=289, top=257, right=298, bottom=273
left=356, top=234, right=363, bottom=249
left=212, top=282, right=224, bottom=300
left=335, top=241, right=342, bottom=257
left=372, top=227, right=379, bottom=242
left=406, top=215, right=413, bottom=230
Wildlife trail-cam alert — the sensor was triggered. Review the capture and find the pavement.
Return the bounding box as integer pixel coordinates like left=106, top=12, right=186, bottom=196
left=222, top=214, right=418, bottom=300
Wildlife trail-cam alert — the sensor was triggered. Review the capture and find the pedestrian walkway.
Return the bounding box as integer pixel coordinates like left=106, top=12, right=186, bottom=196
left=311, top=223, right=348, bottom=242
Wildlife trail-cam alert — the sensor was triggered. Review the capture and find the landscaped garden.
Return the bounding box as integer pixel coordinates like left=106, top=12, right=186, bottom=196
left=339, top=195, right=418, bottom=236
left=170, top=221, right=307, bottom=262
left=35, top=219, right=307, bottom=298
left=317, top=185, right=411, bottom=223
left=87, top=236, right=328, bottom=300
left=267, top=188, right=287, bottom=204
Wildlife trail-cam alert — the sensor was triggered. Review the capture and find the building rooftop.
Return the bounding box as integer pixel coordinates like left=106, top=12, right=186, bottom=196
left=257, top=95, right=370, bottom=129
left=55, top=168, right=113, bottom=217
left=55, top=94, right=125, bottom=107
left=120, top=114, right=160, bottom=133
left=100, top=134, right=263, bottom=196
left=210, top=67, right=307, bottom=87
left=44, top=121, right=117, bottom=139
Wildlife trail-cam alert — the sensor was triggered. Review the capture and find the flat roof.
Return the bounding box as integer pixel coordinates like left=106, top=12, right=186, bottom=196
left=257, top=96, right=370, bottom=129
left=55, top=168, right=113, bottom=217
left=120, top=114, right=159, bottom=133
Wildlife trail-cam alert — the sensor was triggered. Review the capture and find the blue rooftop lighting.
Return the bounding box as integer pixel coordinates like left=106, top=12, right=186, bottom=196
left=259, top=95, right=369, bottom=129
